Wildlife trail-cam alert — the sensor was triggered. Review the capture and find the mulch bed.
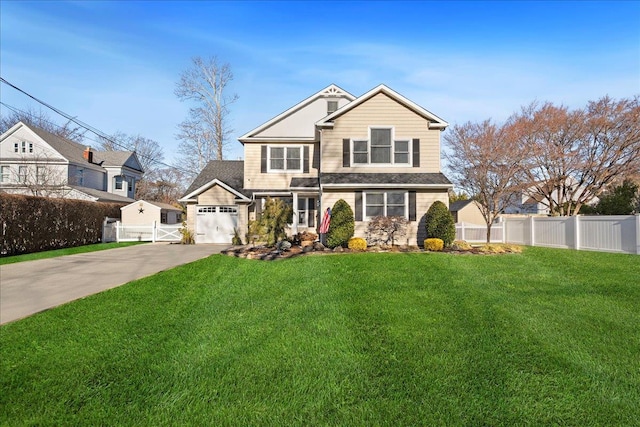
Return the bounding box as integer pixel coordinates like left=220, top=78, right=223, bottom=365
left=221, top=242, right=520, bottom=261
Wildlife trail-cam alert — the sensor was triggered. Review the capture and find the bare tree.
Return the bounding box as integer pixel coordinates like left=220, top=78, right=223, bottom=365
left=175, top=56, right=238, bottom=176
left=444, top=120, right=524, bottom=242
left=11, top=148, right=72, bottom=197
left=0, top=106, right=86, bottom=143
left=511, top=96, right=640, bottom=215
left=135, top=167, right=185, bottom=204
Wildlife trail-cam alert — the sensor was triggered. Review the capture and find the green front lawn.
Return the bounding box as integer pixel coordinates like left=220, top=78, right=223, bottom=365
left=1, top=247, right=638, bottom=426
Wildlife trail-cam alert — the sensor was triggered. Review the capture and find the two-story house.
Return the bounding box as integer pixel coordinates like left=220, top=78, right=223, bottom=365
left=180, top=84, right=453, bottom=245
left=0, top=121, right=143, bottom=203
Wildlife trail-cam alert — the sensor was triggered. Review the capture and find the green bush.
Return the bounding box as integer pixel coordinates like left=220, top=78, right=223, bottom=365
left=0, top=193, right=123, bottom=256
left=326, top=199, right=354, bottom=248
left=348, top=237, right=367, bottom=251
left=424, top=238, right=444, bottom=251
left=425, top=201, right=456, bottom=246
left=257, top=197, right=293, bottom=247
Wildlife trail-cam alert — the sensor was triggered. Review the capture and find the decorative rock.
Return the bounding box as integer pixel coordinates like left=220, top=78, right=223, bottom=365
left=302, top=245, right=314, bottom=253
left=312, top=242, right=325, bottom=251
left=333, top=246, right=344, bottom=253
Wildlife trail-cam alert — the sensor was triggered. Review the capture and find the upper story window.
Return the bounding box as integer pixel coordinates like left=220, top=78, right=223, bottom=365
left=16, top=141, right=33, bottom=153
left=268, top=146, right=302, bottom=172
left=76, top=169, right=84, bottom=186
left=115, top=175, right=123, bottom=190
left=352, top=127, right=411, bottom=166
left=327, top=100, right=338, bottom=114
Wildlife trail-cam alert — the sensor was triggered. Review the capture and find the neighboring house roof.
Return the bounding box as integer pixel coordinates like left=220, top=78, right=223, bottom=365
left=28, top=126, right=104, bottom=172
left=316, top=84, right=449, bottom=130
left=180, top=160, right=250, bottom=201
left=321, top=173, right=452, bottom=188
left=449, top=199, right=475, bottom=212
left=68, top=185, right=136, bottom=203
left=146, top=201, right=182, bottom=211
left=97, top=151, right=144, bottom=173
left=122, top=200, right=182, bottom=211
left=290, top=177, right=319, bottom=189
left=239, top=84, right=356, bottom=142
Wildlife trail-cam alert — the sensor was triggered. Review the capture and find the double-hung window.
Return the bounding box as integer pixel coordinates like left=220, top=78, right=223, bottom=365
left=268, top=146, right=302, bottom=172
left=115, top=176, right=123, bottom=190
left=364, top=192, right=407, bottom=219
left=18, top=166, right=27, bottom=183
left=36, top=166, right=46, bottom=183
left=0, top=166, right=10, bottom=183
left=353, top=127, right=410, bottom=165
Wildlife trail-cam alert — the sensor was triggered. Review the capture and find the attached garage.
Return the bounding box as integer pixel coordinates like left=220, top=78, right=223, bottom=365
left=195, top=205, right=238, bottom=244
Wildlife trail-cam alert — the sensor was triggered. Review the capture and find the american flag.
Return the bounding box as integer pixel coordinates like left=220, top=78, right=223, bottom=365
left=319, top=207, right=331, bottom=234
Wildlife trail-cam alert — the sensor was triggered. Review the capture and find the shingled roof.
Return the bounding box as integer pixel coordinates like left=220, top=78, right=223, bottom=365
left=181, top=160, right=247, bottom=199
left=321, top=173, right=452, bottom=187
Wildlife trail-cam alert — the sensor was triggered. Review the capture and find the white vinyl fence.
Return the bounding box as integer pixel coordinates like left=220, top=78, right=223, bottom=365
left=102, top=219, right=182, bottom=243
left=456, top=223, right=504, bottom=243
left=501, top=215, right=640, bottom=254
left=456, top=215, right=640, bottom=254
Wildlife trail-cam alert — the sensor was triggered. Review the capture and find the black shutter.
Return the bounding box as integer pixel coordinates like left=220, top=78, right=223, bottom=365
left=412, top=139, right=420, bottom=168
left=409, top=191, right=417, bottom=221
left=343, top=139, right=350, bottom=167
left=303, top=146, right=309, bottom=173
left=355, top=191, right=363, bottom=221
left=261, top=145, right=267, bottom=173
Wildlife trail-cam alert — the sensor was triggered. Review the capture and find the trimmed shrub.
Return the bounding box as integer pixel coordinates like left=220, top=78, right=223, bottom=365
left=326, top=199, right=354, bottom=248
left=425, top=201, right=456, bottom=246
left=348, top=237, right=367, bottom=251
left=251, top=197, right=293, bottom=247
left=366, top=215, right=408, bottom=246
left=0, top=193, right=123, bottom=256
left=450, top=240, right=473, bottom=251
left=424, top=238, right=444, bottom=251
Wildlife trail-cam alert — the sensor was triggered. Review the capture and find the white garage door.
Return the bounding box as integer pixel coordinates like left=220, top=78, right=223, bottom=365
left=196, top=206, right=238, bottom=244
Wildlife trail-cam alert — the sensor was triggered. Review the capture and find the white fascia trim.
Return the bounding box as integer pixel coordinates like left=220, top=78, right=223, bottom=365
left=321, top=183, right=454, bottom=190
left=181, top=178, right=250, bottom=202
left=239, top=84, right=356, bottom=140
left=316, top=84, right=449, bottom=129
left=289, top=187, right=320, bottom=191
left=239, top=137, right=317, bottom=144
left=178, top=197, right=197, bottom=203
left=252, top=191, right=292, bottom=197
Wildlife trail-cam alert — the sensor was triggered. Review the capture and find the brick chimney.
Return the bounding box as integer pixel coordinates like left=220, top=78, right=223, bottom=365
left=83, top=147, right=93, bottom=163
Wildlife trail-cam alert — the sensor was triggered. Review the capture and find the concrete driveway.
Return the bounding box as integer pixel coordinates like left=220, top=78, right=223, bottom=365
left=0, top=243, right=228, bottom=325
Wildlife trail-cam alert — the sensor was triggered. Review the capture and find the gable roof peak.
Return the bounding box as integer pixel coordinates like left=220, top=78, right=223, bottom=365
left=239, top=84, right=356, bottom=142
left=316, top=84, right=449, bottom=130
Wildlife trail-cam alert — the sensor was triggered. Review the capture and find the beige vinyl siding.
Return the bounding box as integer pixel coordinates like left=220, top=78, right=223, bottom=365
left=185, top=204, right=196, bottom=232
left=321, top=93, right=441, bottom=173
left=197, top=185, right=238, bottom=205
left=244, top=142, right=318, bottom=190
left=321, top=189, right=448, bottom=246
left=121, top=201, right=161, bottom=226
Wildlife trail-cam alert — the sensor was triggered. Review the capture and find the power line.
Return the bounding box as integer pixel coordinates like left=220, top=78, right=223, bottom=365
left=0, top=77, right=189, bottom=175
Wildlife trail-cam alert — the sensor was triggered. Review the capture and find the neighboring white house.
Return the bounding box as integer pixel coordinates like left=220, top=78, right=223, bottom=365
left=0, top=121, right=143, bottom=203
left=502, top=178, right=595, bottom=215
left=121, top=200, right=183, bottom=225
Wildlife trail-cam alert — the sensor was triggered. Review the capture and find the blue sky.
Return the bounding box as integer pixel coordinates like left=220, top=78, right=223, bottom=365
left=1, top=1, right=639, bottom=165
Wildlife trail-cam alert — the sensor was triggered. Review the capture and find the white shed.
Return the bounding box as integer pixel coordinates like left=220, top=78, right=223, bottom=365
left=121, top=200, right=183, bottom=225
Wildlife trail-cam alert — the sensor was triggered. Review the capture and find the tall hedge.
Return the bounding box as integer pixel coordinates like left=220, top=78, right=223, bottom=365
left=326, top=199, right=355, bottom=248
left=425, top=200, right=456, bottom=246
left=0, top=193, right=123, bottom=256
